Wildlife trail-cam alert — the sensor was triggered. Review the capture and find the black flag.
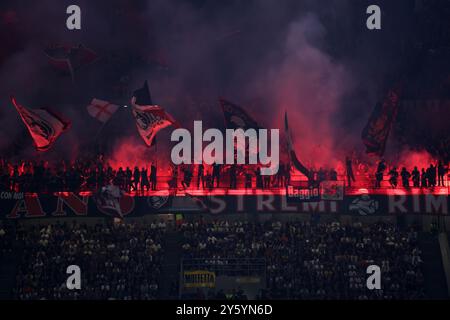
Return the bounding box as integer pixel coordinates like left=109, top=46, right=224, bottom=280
left=133, top=80, right=153, bottom=105
left=219, top=98, right=262, bottom=161
left=284, top=112, right=310, bottom=177
left=362, top=85, right=402, bottom=156
left=219, top=98, right=260, bottom=130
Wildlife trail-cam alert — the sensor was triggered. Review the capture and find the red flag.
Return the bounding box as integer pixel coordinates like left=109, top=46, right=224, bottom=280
left=11, top=97, right=71, bottom=151
left=44, top=44, right=98, bottom=77
left=131, top=99, right=180, bottom=147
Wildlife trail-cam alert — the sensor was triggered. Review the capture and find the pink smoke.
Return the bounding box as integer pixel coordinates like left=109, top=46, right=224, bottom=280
left=256, top=14, right=354, bottom=170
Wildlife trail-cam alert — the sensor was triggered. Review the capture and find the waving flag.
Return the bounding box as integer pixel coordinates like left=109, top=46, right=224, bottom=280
left=284, top=112, right=310, bottom=177
left=87, top=99, right=119, bottom=123
left=362, top=85, right=402, bottom=156
left=131, top=103, right=180, bottom=147
left=44, top=44, right=98, bottom=80
left=133, top=80, right=153, bottom=105
left=219, top=98, right=260, bottom=130
left=220, top=98, right=262, bottom=160
left=11, top=97, right=70, bottom=151
left=131, top=81, right=180, bottom=147
left=94, top=185, right=125, bottom=219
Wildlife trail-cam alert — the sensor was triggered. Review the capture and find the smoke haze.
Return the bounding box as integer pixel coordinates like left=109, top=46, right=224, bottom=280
left=0, top=0, right=434, bottom=170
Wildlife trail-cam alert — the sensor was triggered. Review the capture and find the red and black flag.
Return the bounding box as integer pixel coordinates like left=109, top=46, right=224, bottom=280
left=219, top=98, right=260, bottom=130
left=44, top=44, right=98, bottom=79
left=362, top=85, right=402, bottom=156
left=284, top=112, right=310, bottom=177
left=131, top=81, right=180, bottom=147
left=220, top=98, right=262, bottom=160
left=11, top=97, right=71, bottom=151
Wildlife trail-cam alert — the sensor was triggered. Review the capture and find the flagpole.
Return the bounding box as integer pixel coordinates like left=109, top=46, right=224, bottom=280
left=155, top=139, right=158, bottom=169
left=94, top=121, right=108, bottom=141
left=67, top=59, right=75, bottom=84
left=93, top=105, right=121, bottom=155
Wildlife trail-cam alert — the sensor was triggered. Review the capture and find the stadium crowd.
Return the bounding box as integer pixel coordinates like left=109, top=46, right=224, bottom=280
left=0, top=217, right=432, bottom=300
left=14, top=221, right=166, bottom=300
left=180, top=220, right=425, bottom=300
left=0, top=221, right=14, bottom=260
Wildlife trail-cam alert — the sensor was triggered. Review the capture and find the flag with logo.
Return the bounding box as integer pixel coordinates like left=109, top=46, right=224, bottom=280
left=220, top=98, right=262, bottom=160
left=131, top=104, right=180, bottom=147
left=219, top=98, right=260, bottom=130
left=94, top=185, right=124, bottom=219
left=131, top=81, right=180, bottom=147
left=11, top=97, right=71, bottom=151
left=87, top=99, right=119, bottom=123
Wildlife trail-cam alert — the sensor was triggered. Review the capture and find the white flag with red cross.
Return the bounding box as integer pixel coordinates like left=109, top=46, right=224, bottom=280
left=87, top=99, right=119, bottom=123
